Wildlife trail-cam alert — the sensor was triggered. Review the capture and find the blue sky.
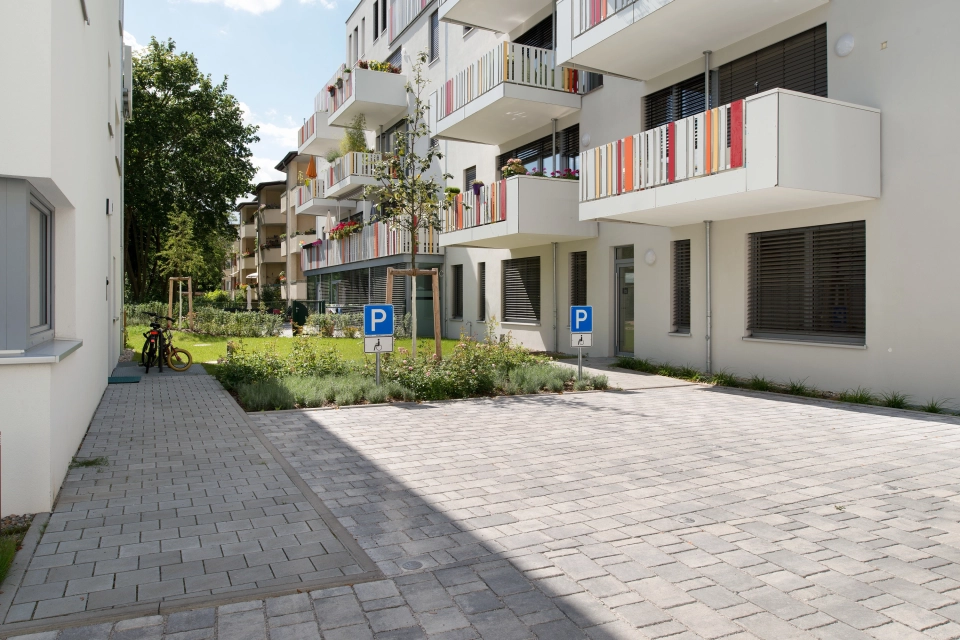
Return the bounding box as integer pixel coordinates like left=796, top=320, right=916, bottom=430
left=124, top=0, right=353, bottom=185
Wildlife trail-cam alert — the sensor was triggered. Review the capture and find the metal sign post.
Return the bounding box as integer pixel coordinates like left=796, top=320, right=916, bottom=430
left=364, top=304, right=395, bottom=385
left=570, top=306, right=594, bottom=381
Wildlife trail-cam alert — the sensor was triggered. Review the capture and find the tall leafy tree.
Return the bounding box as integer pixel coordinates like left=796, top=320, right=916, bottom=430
left=365, top=52, right=450, bottom=356
left=124, top=38, right=258, bottom=301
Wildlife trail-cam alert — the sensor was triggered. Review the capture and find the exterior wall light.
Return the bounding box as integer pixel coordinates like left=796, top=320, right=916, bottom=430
left=835, top=33, right=855, bottom=57
left=644, top=249, right=656, bottom=265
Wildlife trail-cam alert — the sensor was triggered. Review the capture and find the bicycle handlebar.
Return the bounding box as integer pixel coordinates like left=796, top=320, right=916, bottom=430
left=146, top=312, right=176, bottom=323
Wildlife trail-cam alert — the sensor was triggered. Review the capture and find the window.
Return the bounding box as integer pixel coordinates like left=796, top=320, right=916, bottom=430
left=381, top=0, right=387, bottom=38
left=361, top=18, right=366, bottom=57
left=478, top=262, right=486, bottom=320
left=463, top=26, right=473, bottom=37
left=373, top=2, right=379, bottom=39
left=353, top=26, right=359, bottom=63
left=502, top=257, right=540, bottom=323
left=498, top=124, right=580, bottom=177
left=464, top=166, right=476, bottom=192
left=514, top=15, right=553, bottom=49
left=29, top=199, right=53, bottom=344
left=429, top=11, right=439, bottom=62
left=645, top=74, right=707, bottom=131
left=747, top=221, right=865, bottom=344
left=387, top=48, right=402, bottom=71
left=451, top=264, right=463, bottom=319
left=718, top=24, right=827, bottom=105
left=570, top=251, right=587, bottom=307
left=672, top=240, right=691, bottom=334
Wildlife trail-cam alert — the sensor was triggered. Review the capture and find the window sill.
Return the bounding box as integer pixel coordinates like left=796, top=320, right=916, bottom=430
left=429, top=57, right=440, bottom=68
left=501, top=322, right=541, bottom=327
left=742, top=336, right=866, bottom=350
left=0, top=339, right=83, bottom=365
left=668, top=332, right=691, bottom=338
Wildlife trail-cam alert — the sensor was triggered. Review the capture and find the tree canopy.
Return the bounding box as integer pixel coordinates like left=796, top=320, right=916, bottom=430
left=124, top=37, right=258, bottom=302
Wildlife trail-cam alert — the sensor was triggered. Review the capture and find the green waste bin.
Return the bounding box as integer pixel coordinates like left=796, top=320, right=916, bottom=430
left=291, top=301, right=309, bottom=326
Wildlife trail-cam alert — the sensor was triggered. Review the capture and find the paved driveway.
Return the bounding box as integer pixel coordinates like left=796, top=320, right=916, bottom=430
left=6, top=377, right=960, bottom=639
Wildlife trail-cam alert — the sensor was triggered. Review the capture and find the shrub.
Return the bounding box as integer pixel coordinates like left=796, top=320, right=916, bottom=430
left=192, top=308, right=283, bottom=337
left=215, top=337, right=347, bottom=390
left=239, top=374, right=413, bottom=410
left=710, top=370, right=739, bottom=387
left=838, top=387, right=875, bottom=404
left=306, top=313, right=335, bottom=337
left=880, top=391, right=910, bottom=409
left=922, top=397, right=950, bottom=414
left=748, top=375, right=775, bottom=392
left=788, top=379, right=817, bottom=397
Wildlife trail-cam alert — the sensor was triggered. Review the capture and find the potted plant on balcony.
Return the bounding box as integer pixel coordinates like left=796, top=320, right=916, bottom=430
left=329, top=220, right=362, bottom=240
left=278, top=271, right=287, bottom=283
left=552, top=168, right=580, bottom=180
left=472, top=180, right=484, bottom=197
left=501, top=158, right=527, bottom=178
left=327, top=84, right=337, bottom=96
left=357, top=60, right=369, bottom=70
left=529, top=167, right=547, bottom=177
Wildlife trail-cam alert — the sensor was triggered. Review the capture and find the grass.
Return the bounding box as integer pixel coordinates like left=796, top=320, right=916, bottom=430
left=126, top=324, right=460, bottom=364
left=838, top=387, right=876, bottom=404
left=748, top=375, right=775, bottom=392
left=238, top=374, right=414, bottom=411
left=788, top=379, right=817, bottom=397
left=0, top=518, right=34, bottom=586
left=922, top=397, right=950, bottom=414
left=880, top=391, right=910, bottom=409
left=70, top=456, right=109, bottom=469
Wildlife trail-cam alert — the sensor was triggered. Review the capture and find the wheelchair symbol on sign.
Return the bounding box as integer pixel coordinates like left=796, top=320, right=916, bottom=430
left=577, top=335, right=584, bottom=346
left=374, top=339, right=382, bottom=351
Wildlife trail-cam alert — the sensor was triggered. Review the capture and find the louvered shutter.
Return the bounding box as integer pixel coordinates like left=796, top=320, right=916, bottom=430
left=718, top=24, right=827, bottom=104
left=478, top=262, right=486, bottom=320
left=387, top=48, right=402, bottom=71
left=570, top=252, right=587, bottom=307
left=672, top=240, right=691, bottom=333
left=514, top=15, right=553, bottom=50
left=430, top=11, right=440, bottom=61
left=502, top=257, right=540, bottom=323
left=747, top=221, right=865, bottom=343
left=452, top=264, right=463, bottom=318
left=644, top=74, right=706, bottom=131
left=464, top=166, right=476, bottom=192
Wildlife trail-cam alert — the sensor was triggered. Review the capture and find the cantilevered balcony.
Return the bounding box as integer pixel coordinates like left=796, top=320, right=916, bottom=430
left=297, top=105, right=341, bottom=156
left=301, top=222, right=441, bottom=272
left=579, top=89, right=880, bottom=227
left=438, top=0, right=554, bottom=34
left=324, top=152, right=382, bottom=200
left=557, top=0, right=827, bottom=79
left=293, top=180, right=358, bottom=216
left=323, top=64, right=408, bottom=129
left=441, top=175, right=597, bottom=249
left=433, top=43, right=592, bottom=146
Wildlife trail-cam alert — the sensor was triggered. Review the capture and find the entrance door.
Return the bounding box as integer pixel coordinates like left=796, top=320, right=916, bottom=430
left=615, top=249, right=635, bottom=355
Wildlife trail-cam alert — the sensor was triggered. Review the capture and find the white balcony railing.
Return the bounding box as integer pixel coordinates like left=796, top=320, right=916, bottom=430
left=390, top=0, right=431, bottom=42
left=318, top=64, right=353, bottom=114
left=327, top=152, right=381, bottom=187
left=581, top=100, right=744, bottom=202
left=575, top=0, right=639, bottom=36
left=438, top=42, right=592, bottom=120
left=441, top=181, right=509, bottom=233
left=297, top=114, right=316, bottom=148
left=295, top=179, right=325, bottom=207
left=301, top=222, right=440, bottom=271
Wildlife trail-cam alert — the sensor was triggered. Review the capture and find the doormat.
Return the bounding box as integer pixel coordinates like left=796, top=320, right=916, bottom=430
left=108, top=376, right=141, bottom=384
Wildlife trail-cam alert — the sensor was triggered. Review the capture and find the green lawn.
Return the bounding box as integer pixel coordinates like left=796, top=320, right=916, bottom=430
left=125, top=324, right=461, bottom=364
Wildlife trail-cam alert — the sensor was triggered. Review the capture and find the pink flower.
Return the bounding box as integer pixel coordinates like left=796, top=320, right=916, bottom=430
left=408, top=366, right=414, bottom=371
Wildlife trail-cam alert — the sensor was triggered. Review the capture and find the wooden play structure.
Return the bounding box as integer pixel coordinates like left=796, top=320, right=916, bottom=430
left=385, top=267, right=442, bottom=360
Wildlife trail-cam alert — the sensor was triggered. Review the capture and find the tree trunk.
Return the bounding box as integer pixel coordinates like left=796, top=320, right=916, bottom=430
left=410, top=225, right=417, bottom=358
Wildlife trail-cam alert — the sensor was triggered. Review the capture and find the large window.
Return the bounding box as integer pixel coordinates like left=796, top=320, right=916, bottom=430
left=464, top=166, right=477, bottom=192
left=672, top=240, right=691, bottom=334
left=478, top=262, right=486, bottom=320
left=29, top=201, right=52, bottom=340
left=451, top=264, right=463, bottom=319
left=498, top=125, right=580, bottom=177
left=502, top=257, right=540, bottom=323
left=570, top=251, right=587, bottom=307
left=747, top=221, right=865, bottom=344
left=429, top=11, right=440, bottom=62
left=645, top=74, right=707, bottom=131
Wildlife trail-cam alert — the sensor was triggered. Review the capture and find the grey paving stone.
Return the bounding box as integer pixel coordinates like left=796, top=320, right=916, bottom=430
left=166, top=607, right=216, bottom=633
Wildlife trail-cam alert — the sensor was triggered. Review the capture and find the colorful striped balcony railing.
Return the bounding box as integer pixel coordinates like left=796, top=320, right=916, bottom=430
left=327, top=152, right=381, bottom=190
left=580, top=100, right=744, bottom=202
left=301, top=223, right=441, bottom=272
left=297, top=115, right=315, bottom=149
left=438, top=42, right=588, bottom=120
left=575, top=0, right=640, bottom=36
left=441, top=181, right=508, bottom=233
left=317, top=64, right=354, bottom=115
left=295, top=179, right=325, bottom=207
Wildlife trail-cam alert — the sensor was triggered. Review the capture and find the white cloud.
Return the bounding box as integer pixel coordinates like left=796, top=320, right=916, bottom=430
left=251, top=156, right=286, bottom=184
left=123, top=30, right=146, bottom=54
left=300, top=0, right=337, bottom=8
left=186, top=0, right=283, bottom=15
left=239, top=102, right=299, bottom=148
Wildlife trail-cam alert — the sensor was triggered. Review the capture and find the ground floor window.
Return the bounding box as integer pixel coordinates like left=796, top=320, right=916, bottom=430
left=318, top=264, right=411, bottom=314
left=672, top=240, right=691, bottom=334
left=747, top=221, right=865, bottom=344
left=451, top=264, right=463, bottom=319
left=502, top=257, right=540, bottom=323
left=478, top=262, right=486, bottom=320
left=570, top=251, right=587, bottom=307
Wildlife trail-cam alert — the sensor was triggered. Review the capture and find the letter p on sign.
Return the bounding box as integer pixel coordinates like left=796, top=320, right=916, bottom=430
left=570, top=306, right=593, bottom=333
left=364, top=304, right=394, bottom=337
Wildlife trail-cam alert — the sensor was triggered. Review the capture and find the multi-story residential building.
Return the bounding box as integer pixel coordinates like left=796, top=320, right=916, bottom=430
left=0, top=0, right=129, bottom=515
left=304, top=0, right=958, bottom=403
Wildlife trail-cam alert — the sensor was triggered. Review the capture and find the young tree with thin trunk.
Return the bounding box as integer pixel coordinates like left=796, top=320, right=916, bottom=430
left=365, top=52, right=450, bottom=357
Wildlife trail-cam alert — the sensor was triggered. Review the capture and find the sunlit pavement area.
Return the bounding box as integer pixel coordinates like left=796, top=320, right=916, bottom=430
left=5, top=368, right=960, bottom=639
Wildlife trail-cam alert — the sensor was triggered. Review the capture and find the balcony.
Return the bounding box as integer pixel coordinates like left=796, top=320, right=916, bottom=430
left=260, top=246, right=283, bottom=263
left=240, top=222, right=256, bottom=238
left=285, top=282, right=308, bottom=300
left=579, top=89, right=880, bottom=227
left=241, top=255, right=255, bottom=269
left=323, top=64, right=408, bottom=130
left=281, top=234, right=317, bottom=256
left=298, top=108, right=341, bottom=157
left=324, top=152, right=382, bottom=200
left=557, top=0, right=827, bottom=80
left=441, top=176, right=597, bottom=249
left=260, top=207, right=285, bottom=226
left=438, top=0, right=553, bottom=34
left=302, top=222, right=441, bottom=272
left=293, top=180, right=357, bottom=216
left=434, top=43, right=591, bottom=146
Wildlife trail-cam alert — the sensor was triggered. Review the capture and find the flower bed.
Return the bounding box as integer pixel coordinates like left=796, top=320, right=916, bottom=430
left=329, top=220, right=362, bottom=240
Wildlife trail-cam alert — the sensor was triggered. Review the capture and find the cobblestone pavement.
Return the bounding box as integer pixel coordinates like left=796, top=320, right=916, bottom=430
left=9, top=379, right=960, bottom=639
left=1, top=371, right=373, bottom=627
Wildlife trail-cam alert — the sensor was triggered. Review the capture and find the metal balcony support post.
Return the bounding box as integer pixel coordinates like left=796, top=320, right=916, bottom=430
left=552, top=118, right=558, bottom=176
left=703, top=51, right=712, bottom=109
left=705, top=220, right=713, bottom=375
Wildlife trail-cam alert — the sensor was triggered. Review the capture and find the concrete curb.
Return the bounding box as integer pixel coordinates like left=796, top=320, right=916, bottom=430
left=0, top=512, right=50, bottom=626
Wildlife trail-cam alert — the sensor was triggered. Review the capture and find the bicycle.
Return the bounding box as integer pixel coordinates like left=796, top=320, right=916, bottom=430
left=141, top=313, right=193, bottom=373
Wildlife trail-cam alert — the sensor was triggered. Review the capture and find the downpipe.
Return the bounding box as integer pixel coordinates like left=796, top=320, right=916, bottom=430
left=553, top=242, right=559, bottom=353
left=705, top=220, right=713, bottom=375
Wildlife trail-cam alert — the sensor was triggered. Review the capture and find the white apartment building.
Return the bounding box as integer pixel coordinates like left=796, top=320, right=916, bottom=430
left=303, top=0, right=959, bottom=404
left=0, top=0, right=129, bottom=515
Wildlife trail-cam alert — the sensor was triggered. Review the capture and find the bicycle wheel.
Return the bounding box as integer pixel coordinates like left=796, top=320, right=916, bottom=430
left=142, top=341, right=158, bottom=374
left=167, top=347, right=193, bottom=372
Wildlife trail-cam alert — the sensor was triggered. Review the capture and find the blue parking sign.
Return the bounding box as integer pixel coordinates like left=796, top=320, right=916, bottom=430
left=364, top=304, right=394, bottom=337
left=570, top=305, right=593, bottom=333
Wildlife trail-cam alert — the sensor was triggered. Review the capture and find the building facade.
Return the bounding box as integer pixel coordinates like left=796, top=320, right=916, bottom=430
left=0, top=0, right=129, bottom=515
left=306, top=0, right=957, bottom=404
